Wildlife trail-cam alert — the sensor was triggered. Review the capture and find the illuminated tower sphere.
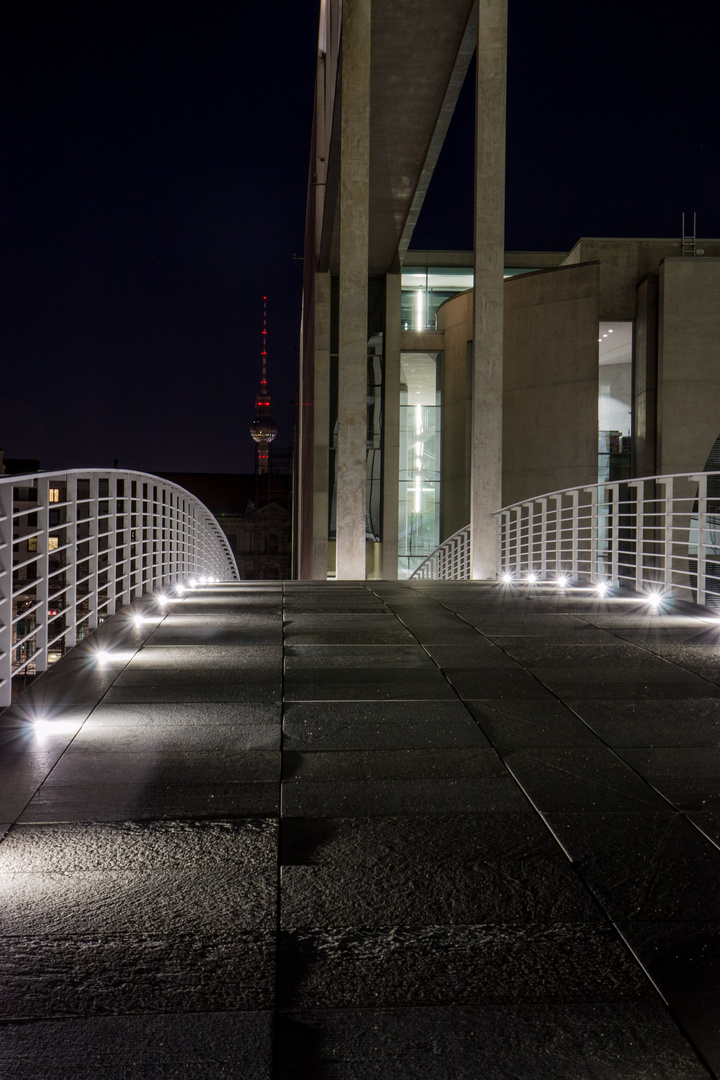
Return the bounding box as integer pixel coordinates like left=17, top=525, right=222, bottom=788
left=249, top=296, right=277, bottom=474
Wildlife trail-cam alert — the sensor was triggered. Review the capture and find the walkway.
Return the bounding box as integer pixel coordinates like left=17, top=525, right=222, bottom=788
left=1, top=580, right=719, bottom=1078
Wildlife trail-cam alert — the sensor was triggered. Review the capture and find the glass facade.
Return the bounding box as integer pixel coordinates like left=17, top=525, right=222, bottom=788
left=398, top=352, right=441, bottom=578
left=598, top=320, right=632, bottom=482
left=401, top=266, right=546, bottom=331
left=401, top=268, right=473, bottom=330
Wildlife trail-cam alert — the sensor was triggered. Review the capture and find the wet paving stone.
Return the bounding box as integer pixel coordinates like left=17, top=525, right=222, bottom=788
left=505, top=747, right=667, bottom=812
left=1, top=581, right=716, bottom=1076
left=544, top=812, right=720, bottom=921
left=18, top=780, right=280, bottom=821
left=0, top=931, right=276, bottom=1017
left=281, top=776, right=531, bottom=817
left=282, top=699, right=488, bottom=750
left=466, top=699, right=601, bottom=750
left=619, top=922, right=720, bottom=1077
left=279, top=814, right=602, bottom=927
left=565, top=698, right=720, bottom=747
left=0, top=1012, right=274, bottom=1080
left=277, top=924, right=655, bottom=1009
left=282, top=747, right=503, bottom=781
left=275, top=1004, right=711, bottom=1080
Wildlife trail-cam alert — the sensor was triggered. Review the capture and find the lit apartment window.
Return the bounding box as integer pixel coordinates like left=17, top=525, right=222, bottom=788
left=49, top=488, right=60, bottom=503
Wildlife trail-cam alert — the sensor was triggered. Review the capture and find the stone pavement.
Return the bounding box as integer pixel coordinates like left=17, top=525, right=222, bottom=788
left=1, top=579, right=719, bottom=1078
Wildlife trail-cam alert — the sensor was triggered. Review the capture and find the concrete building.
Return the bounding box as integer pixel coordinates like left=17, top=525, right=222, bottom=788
left=436, top=238, right=720, bottom=535
left=295, top=0, right=720, bottom=581
left=295, top=0, right=506, bottom=581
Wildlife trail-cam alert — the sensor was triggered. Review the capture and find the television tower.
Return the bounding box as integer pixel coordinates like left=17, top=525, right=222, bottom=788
left=249, top=296, right=278, bottom=474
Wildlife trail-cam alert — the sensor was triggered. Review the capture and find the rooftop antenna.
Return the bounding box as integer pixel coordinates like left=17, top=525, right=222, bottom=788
left=682, top=211, right=697, bottom=257
left=249, top=296, right=278, bottom=475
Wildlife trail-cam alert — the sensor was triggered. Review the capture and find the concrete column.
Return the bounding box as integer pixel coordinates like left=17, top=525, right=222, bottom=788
left=633, top=275, right=658, bottom=477
left=336, top=0, right=370, bottom=580
left=470, top=0, right=507, bottom=580
left=312, top=271, right=331, bottom=578
left=381, top=271, right=401, bottom=578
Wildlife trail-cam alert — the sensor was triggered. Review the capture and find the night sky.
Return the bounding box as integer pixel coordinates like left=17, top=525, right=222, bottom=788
left=2, top=1, right=719, bottom=475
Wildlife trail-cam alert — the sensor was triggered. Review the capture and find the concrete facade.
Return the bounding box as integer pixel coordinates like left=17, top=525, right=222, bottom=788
left=335, top=0, right=371, bottom=581
left=657, top=258, right=720, bottom=477
left=295, top=0, right=720, bottom=582
left=435, top=241, right=720, bottom=521
left=296, top=0, right=501, bottom=581
left=470, top=0, right=507, bottom=579
left=502, top=263, right=600, bottom=505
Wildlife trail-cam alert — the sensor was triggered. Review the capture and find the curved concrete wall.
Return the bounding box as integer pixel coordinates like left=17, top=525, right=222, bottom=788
left=438, top=263, right=601, bottom=517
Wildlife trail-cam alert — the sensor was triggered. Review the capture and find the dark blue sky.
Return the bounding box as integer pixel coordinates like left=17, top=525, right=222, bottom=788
left=2, top=1, right=719, bottom=473
left=416, top=0, right=720, bottom=251
left=1, top=1, right=316, bottom=473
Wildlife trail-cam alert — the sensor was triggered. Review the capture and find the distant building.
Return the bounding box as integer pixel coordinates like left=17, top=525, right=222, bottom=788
left=0, top=451, right=41, bottom=475
left=159, top=470, right=292, bottom=580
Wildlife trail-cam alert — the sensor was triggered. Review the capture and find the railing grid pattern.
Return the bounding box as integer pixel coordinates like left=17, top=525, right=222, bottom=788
left=498, top=472, right=720, bottom=602
left=410, top=472, right=720, bottom=606
left=410, top=525, right=471, bottom=580
left=0, top=469, right=238, bottom=705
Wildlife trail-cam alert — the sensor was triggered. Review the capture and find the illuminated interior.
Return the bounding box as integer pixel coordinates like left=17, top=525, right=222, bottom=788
left=398, top=352, right=441, bottom=578
left=598, top=320, right=632, bottom=482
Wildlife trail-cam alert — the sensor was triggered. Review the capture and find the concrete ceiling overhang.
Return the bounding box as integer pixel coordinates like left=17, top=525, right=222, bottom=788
left=319, top=0, right=478, bottom=276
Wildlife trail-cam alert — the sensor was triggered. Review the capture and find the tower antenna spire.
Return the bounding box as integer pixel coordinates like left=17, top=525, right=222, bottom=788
left=249, top=295, right=277, bottom=474
left=261, top=295, right=268, bottom=386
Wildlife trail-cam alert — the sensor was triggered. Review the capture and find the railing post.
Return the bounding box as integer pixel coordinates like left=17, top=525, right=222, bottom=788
left=696, top=472, right=707, bottom=607
left=105, top=473, right=117, bottom=615
left=87, top=475, right=99, bottom=632
left=552, top=496, right=561, bottom=583
left=65, top=475, right=78, bottom=651
left=570, top=489, right=579, bottom=580
left=0, top=481, right=13, bottom=705
left=628, top=479, right=644, bottom=592
left=607, top=483, right=620, bottom=586
left=658, top=477, right=673, bottom=594
left=587, top=486, right=598, bottom=581
left=497, top=514, right=505, bottom=576
left=538, top=498, right=547, bottom=578
left=33, top=476, right=50, bottom=675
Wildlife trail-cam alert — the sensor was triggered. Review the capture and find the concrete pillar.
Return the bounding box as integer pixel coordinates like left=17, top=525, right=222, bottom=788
left=312, top=271, right=331, bottom=578
left=470, top=0, right=507, bottom=580
left=633, top=275, right=658, bottom=477
left=336, top=0, right=370, bottom=580
left=381, top=271, right=401, bottom=578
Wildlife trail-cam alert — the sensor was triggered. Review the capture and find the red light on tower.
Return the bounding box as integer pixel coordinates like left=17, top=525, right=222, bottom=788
left=249, top=296, right=277, bottom=475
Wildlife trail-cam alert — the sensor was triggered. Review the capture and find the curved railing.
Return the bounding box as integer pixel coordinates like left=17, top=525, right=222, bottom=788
left=410, top=525, right=471, bottom=580
left=0, top=469, right=238, bottom=705
left=497, top=471, right=720, bottom=603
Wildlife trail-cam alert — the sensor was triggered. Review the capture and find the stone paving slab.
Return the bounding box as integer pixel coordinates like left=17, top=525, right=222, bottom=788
left=275, top=1005, right=711, bottom=1080
left=0, top=1013, right=273, bottom=1080
left=0, top=580, right=718, bottom=1078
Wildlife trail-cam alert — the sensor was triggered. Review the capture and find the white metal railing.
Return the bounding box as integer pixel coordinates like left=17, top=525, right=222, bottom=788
left=0, top=469, right=239, bottom=705
left=410, top=525, right=471, bottom=580
left=497, top=471, right=720, bottom=603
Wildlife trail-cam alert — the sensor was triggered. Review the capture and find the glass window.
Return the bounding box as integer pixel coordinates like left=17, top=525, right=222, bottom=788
left=49, top=488, right=60, bottom=503
left=401, top=268, right=474, bottom=331
left=598, top=321, right=632, bottom=483
left=398, top=352, right=441, bottom=578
